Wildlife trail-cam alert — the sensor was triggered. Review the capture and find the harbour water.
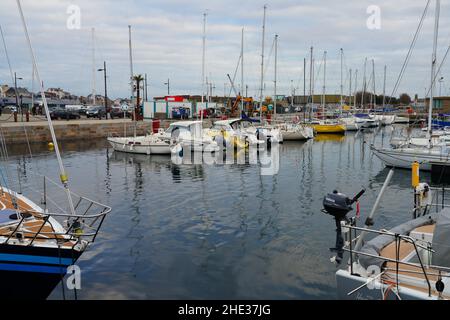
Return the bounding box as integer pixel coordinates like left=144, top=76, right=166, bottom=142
left=4, top=126, right=438, bottom=299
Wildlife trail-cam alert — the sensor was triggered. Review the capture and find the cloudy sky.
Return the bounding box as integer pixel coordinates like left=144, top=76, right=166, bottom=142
left=1, top=0, right=450, bottom=100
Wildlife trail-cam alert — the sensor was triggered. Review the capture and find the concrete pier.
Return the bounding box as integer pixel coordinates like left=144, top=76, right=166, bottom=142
left=0, top=118, right=215, bottom=144
left=0, top=119, right=153, bottom=144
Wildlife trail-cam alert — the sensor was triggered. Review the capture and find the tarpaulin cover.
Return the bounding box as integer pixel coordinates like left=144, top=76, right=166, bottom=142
left=359, top=214, right=436, bottom=269
left=431, top=208, right=450, bottom=267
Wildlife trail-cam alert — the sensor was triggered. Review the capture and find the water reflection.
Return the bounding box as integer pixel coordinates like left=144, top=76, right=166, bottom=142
left=5, top=127, right=447, bottom=300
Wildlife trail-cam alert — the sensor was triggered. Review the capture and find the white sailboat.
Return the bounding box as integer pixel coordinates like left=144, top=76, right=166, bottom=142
left=372, top=0, right=450, bottom=171
left=108, top=26, right=170, bottom=155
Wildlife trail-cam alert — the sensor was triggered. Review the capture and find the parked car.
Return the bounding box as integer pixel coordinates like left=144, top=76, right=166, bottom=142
left=48, top=107, right=81, bottom=120
left=111, top=107, right=126, bottom=118
left=172, top=107, right=190, bottom=119
left=86, top=106, right=106, bottom=118
left=3, top=106, right=18, bottom=113
left=79, top=105, right=89, bottom=115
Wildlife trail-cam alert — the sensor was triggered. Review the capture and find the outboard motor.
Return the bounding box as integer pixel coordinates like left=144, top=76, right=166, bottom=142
left=323, top=189, right=365, bottom=264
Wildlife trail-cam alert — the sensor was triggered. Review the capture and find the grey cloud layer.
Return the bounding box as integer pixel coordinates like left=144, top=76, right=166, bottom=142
left=1, top=0, right=450, bottom=99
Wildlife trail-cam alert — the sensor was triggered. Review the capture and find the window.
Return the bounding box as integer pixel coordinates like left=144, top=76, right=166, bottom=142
left=434, top=100, right=443, bottom=109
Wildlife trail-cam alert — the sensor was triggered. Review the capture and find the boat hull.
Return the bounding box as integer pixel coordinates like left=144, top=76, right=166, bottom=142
left=108, top=137, right=171, bottom=155
left=0, top=243, right=81, bottom=299
left=380, top=115, right=396, bottom=125
left=336, top=269, right=435, bottom=300
left=371, top=145, right=450, bottom=171
left=281, top=126, right=314, bottom=141
left=312, top=124, right=346, bottom=134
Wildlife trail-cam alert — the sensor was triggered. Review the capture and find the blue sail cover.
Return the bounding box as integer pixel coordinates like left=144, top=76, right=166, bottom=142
left=241, top=111, right=260, bottom=123
left=432, top=119, right=450, bottom=128
left=354, top=113, right=371, bottom=119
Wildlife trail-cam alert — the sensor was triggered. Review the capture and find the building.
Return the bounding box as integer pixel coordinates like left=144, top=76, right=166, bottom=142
left=425, top=96, right=450, bottom=113
left=293, top=94, right=350, bottom=105
left=46, top=87, right=71, bottom=99
left=1, top=85, right=10, bottom=97
left=3, top=87, right=33, bottom=98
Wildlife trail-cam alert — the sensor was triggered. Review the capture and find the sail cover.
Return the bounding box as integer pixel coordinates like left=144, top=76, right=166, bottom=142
left=431, top=208, right=450, bottom=268
left=359, top=214, right=436, bottom=269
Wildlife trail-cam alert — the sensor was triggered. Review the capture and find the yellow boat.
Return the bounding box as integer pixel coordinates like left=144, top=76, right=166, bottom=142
left=312, top=124, right=346, bottom=134
left=314, top=134, right=346, bottom=142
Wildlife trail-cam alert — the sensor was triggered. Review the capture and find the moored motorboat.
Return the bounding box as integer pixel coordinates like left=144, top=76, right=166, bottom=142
left=107, top=135, right=170, bottom=155
left=278, top=123, right=314, bottom=141
left=156, top=120, right=220, bottom=153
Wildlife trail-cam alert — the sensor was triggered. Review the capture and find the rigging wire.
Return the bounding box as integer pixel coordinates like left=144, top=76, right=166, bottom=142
left=1, top=22, right=43, bottom=203
left=388, top=0, right=431, bottom=104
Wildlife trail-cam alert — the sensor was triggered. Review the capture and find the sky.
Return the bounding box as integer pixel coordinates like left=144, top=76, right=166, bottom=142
left=1, top=0, right=450, bottom=100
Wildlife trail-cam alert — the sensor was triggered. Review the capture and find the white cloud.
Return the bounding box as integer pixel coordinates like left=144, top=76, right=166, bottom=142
left=1, top=0, right=450, bottom=99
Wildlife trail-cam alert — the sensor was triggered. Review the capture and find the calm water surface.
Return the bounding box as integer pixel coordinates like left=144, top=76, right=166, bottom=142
left=4, top=126, right=437, bottom=299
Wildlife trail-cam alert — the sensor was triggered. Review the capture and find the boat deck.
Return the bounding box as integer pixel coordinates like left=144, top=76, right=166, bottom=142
left=379, top=224, right=449, bottom=299
left=0, top=188, right=75, bottom=247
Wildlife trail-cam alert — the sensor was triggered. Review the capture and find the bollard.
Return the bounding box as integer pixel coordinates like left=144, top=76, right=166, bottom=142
left=14, top=111, right=18, bottom=122
left=26, top=111, right=30, bottom=122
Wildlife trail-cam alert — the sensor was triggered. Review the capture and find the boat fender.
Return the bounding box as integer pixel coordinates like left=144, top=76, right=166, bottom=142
left=436, top=279, right=445, bottom=293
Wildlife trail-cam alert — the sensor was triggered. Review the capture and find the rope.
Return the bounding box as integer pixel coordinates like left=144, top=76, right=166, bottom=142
left=388, top=0, right=431, bottom=104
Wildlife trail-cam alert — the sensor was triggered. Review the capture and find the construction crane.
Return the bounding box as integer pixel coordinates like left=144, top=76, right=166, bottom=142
left=226, top=73, right=254, bottom=117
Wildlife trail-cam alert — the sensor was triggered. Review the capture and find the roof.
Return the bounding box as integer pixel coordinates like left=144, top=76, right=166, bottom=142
left=169, top=120, right=203, bottom=127
left=214, top=118, right=242, bottom=125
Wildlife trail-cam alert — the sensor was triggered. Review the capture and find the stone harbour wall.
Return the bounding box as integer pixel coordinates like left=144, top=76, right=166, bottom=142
left=0, top=120, right=153, bottom=144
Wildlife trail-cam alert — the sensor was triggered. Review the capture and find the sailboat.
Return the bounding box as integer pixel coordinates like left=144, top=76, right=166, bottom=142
left=312, top=49, right=346, bottom=134
left=371, top=0, right=450, bottom=171
left=277, top=38, right=314, bottom=141
left=107, top=26, right=171, bottom=155
left=0, top=0, right=111, bottom=299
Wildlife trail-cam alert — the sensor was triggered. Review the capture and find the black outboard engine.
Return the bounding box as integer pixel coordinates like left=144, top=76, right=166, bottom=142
left=323, top=189, right=365, bottom=264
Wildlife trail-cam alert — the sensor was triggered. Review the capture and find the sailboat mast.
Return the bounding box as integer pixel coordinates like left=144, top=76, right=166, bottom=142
left=362, top=58, right=367, bottom=110
left=428, top=0, right=440, bottom=138
left=303, top=57, right=306, bottom=122
left=201, top=12, right=207, bottom=120
left=259, top=5, right=267, bottom=122
left=274, top=34, right=278, bottom=117
left=241, top=27, right=244, bottom=118
left=128, top=25, right=134, bottom=102
left=128, top=25, right=137, bottom=138
left=354, top=69, right=358, bottom=108
left=309, top=46, right=313, bottom=121
left=372, top=59, right=376, bottom=109
left=382, top=65, right=386, bottom=110
left=16, top=0, right=76, bottom=216
left=340, top=48, right=343, bottom=111
left=92, top=27, right=96, bottom=105
left=349, top=69, right=352, bottom=107
left=322, top=51, right=327, bottom=117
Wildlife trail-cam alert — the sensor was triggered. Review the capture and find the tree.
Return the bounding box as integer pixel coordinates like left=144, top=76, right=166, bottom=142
left=399, top=93, right=412, bottom=105
left=354, top=91, right=372, bottom=108
left=133, top=74, right=144, bottom=120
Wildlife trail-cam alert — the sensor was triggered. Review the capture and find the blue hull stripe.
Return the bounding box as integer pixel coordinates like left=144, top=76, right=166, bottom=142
left=0, top=263, right=67, bottom=274
left=0, top=253, right=72, bottom=266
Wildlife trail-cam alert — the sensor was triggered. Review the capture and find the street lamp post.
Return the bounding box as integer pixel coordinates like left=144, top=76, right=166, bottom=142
left=164, top=78, right=170, bottom=96
left=14, top=72, right=23, bottom=122
left=439, top=77, right=444, bottom=97
left=97, top=61, right=108, bottom=119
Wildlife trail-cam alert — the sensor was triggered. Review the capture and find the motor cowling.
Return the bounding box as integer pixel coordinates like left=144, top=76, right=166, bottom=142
left=323, top=189, right=365, bottom=220
left=323, top=191, right=353, bottom=220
